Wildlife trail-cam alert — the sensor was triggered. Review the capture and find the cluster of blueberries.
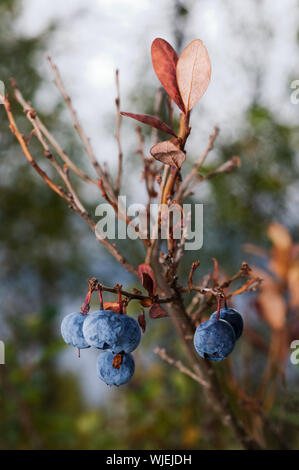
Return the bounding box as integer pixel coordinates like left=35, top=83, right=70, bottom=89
left=61, top=308, right=141, bottom=386
left=61, top=296, right=243, bottom=387
left=193, top=306, right=243, bottom=361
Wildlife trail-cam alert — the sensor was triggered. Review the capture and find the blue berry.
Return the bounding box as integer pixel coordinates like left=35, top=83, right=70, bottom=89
left=82, top=310, right=141, bottom=353
left=61, top=312, right=90, bottom=349
left=97, top=351, right=135, bottom=386
left=117, top=315, right=141, bottom=353
left=194, top=317, right=236, bottom=361
left=210, top=308, right=243, bottom=340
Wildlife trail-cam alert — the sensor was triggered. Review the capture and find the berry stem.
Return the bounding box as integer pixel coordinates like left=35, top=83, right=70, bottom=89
left=216, top=296, right=221, bottom=320
left=80, top=287, right=92, bottom=315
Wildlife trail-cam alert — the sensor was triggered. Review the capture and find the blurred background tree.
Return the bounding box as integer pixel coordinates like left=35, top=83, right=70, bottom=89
left=0, top=0, right=299, bottom=450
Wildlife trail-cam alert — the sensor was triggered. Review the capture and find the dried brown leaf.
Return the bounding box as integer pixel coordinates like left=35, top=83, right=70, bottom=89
left=120, top=112, right=177, bottom=138
left=176, top=39, right=211, bottom=112
left=138, top=263, right=157, bottom=296
left=103, top=302, right=126, bottom=314
left=140, top=298, right=153, bottom=308
left=138, top=311, right=146, bottom=333
left=149, top=303, right=168, bottom=319
left=252, top=268, right=286, bottom=330
left=267, top=223, right=292, bottom=280
left=151, top=38, right=185, bottom=112
left=287, top=261, right=299, bottom=308
left=267, top=223, right=292, bottom=251
left=150, top=140, right=186, bottom=169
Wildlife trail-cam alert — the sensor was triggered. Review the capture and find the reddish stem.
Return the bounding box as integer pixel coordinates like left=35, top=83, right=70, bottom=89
left=216, top=296, right=221, bottom=320
left=81, top=288, right=92, bottom=315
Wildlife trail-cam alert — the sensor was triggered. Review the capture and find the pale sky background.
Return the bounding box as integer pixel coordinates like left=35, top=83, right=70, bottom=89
left=14, top=0, right=299, bottom=404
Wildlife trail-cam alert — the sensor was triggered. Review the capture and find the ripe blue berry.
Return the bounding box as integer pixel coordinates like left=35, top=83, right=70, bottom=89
left=210, top=308, right=243, bottom=340
left=82, top=310, right=141, bottom=353
left=61, top=312, right=90, bottom=349
left=194, top=317, right=236, bottom=361
left=97, top=351, right=135, bottom=386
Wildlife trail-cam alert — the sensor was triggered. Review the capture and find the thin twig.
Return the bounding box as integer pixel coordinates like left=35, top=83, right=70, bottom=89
left=154, top=347, right=210, bottom=388
left=47, top=56, right=115, bottom=197
left=183, top=155, right=240, bottom=199
left=2, top=92, right=138, bottom=277
left=115, top=69, right=123, bottom=195
left=15, top=94, right=87, bottom=214
left=88, top=278, right=175, bottom=304
left=145, top=164, right=169, bottom=264
left=151, top=87, right=164, bottom=145
left=11, top=80, right=97, bottom=186
left=1, top=94, right=66, bottom=199
left=175, top=125, right=219, bottom=201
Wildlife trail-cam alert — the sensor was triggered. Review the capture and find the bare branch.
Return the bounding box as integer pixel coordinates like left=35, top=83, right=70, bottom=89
left=175, top=125, right=219, bottom=201
left=183, top=155, right=240, bottom=199
left=1, top=93, right=67, bottom=199
left=47, top=56, right=115, bottom=196
left=11, top=80, right=97, bottom=186
left=86, top=278, right=175, bottom=304
left=151, top=86, right=164, bottom=144
left=115, top=69, right=123, bottom=195
left=154, top=347, right=210, bottom=388
left=2, top=92, right=138, bottom=277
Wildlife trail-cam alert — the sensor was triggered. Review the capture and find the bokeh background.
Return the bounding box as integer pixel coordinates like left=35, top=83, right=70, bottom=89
left=1, top=0, right=299, bottom=449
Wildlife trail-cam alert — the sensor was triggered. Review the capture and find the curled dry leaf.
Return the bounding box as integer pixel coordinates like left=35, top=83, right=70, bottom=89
left=103, top=302, right=126, bottom=314
left=256, top=290, right=286, bottom=331
left=150, top=140, right=186, bottom=169
left=267, top=223, right=292, bottom=280
left=176, top=39, right=211, bottom=112
left=138, top=311, right=146, bottom=333
left=151, top=38, right=185, bottom=112
left=267, top=222, right=292, bottom=251
left=120, top=112, right=177, bottom=138
left=287, top=261, right=299, bottom=309
left=252, top=268, right=286, bottom=330
left=140, top=298, right=153, bottom=308
left=138, top=263, right=157, bottom=296
left=149, top=303, right=168, bottom=319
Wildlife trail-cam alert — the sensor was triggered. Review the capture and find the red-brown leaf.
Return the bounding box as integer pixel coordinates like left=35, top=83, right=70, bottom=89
left=103, top=302, right=126, bottom=314
left=138, top=263, right=157, bottom=296
left=138, top=311, right=146, bottom=333
left=176, top=39, right=211, bottom=112
left=149, top=303, right=168, bottom=319
left=150, top=140, right=186, bottom=169
left=140, top=298, right=153, bottom=308
left=151, top=38, right=185, bottom=112
left=120, top=112, right=177, bottom=138
left=252, top=268, right=286, bottom=330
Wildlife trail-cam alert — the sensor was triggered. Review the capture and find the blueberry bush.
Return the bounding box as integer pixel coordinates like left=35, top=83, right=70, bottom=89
left=1, top=31, right=298, bottom=451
